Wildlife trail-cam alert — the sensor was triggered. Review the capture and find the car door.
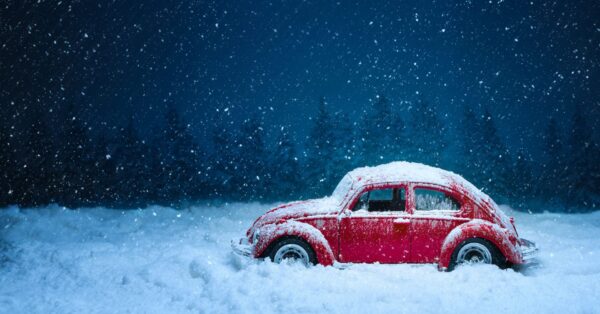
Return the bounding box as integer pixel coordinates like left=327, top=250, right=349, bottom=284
left=338, top=184, right=411, bottom=263
left=408, top=184, right=470, bottom=263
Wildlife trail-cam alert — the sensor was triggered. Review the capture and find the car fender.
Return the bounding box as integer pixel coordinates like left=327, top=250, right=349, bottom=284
left=438, top=219, right=522, bottom=270
left=254, top=220, right=335, bottom=266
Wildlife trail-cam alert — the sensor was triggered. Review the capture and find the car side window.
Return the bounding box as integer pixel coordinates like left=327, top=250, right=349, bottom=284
left=414, top=188, right=460, bottom=211
left=370, top=189, right=393, bottom=201
left=352, top=188, right=406, bottom=212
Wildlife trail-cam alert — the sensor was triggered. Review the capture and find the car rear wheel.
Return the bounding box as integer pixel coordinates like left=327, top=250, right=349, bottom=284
left=449, top=238, right=506, bottom=271
left=269, top=237, right=317, bottom=266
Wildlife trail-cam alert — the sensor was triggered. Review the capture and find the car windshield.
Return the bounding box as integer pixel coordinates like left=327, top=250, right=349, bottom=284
left=331, top=174, right=354, bottom=205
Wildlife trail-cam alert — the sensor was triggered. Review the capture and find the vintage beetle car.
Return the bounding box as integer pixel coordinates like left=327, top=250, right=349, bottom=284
left=233, top=162, right=537, bottom=270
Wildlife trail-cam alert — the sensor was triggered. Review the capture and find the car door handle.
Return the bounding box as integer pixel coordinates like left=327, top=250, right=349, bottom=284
left=393, top=218, right=410, bottom=224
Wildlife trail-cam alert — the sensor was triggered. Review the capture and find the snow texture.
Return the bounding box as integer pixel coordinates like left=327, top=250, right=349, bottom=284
left=0, top=203, right=599, bottom=314
left=342, top=161, right=492, bottom=203
left=254, top=197, right=339, bottom=229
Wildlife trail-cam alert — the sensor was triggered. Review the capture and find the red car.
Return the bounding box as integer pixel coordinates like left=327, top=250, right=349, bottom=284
left=233, top=162, right=537, bottom=270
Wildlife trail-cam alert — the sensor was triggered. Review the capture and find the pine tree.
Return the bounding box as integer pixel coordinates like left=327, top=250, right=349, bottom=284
left=359, top=95, right=405, bottom=165
left=0, top=105, right=19, bottom=206
left=270, top=126, right=302, bottom=200
left=360, top=95, right=389, bottom=164
left=407, top=97, right=446, bottom=166
left=0, top=115, right=9, bottom=206
left=457, top=105, right=483, bottom=180
left=210, top=111, right=238, bottom=198
left=112, top=119, right=148, bottom=206
left=160, top=105, right=203, bottom=203
left=234, top=115, right=268, bottom=200
left=478, top=107, right=511, bottom=200
left=56, top=103, right=90, bottom=207
left=590, top=141, right=600, bottom=209
left=355, top=109, right=370, bottom=167
left=21, top=114, right=57, bottom=206
left=540, top=118, right=567, bottom=204
left=510, top=148, right=534, bottom=208
left=304, top=97, right=336, bottom=197
left=388, top=106, right=406, bottom=163
left=330, top=111, right=358, bottom=179
left=142, top=137, right=164, bottom=203
left=565, top=104, right=598, bottom=210
left=91, top=131, right=118, bottom=204
left=457, top=105, right=511, bottom=199
left=137, top=136, right=157, bottom=203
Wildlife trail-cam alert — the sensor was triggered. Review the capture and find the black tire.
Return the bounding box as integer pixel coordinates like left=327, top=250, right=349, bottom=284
left=448, top=238, right=507, bottom=271
left=267, top=237, right=318, bottom=266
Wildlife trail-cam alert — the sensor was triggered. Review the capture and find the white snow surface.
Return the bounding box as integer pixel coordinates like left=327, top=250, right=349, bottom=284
left=1, top=203, right=599, bottom=314
left=255, top=197, right=339, bottom=228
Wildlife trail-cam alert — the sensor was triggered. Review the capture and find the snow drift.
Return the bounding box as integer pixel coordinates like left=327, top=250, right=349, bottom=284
left=0, top=203, right=598, bottom=313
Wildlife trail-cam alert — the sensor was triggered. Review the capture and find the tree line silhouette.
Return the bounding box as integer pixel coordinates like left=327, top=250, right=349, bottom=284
left=0, top=96, right=598, bottom=211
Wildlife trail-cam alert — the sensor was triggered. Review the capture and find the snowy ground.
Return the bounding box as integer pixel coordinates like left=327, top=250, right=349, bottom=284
left=0, top=203, right=598, bottom=314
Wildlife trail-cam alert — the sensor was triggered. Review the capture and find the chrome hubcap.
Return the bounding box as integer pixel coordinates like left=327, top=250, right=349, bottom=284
left=457, top=242, right=492, bottom=264
left=273, top=244, right=310, bottom=266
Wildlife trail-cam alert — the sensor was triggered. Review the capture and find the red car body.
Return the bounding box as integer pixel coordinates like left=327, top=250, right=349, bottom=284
left=234, top=162, right=537, bottom=270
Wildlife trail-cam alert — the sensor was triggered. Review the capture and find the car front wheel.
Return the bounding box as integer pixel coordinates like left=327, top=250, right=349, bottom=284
left=269, top=237, right=317, bottom=266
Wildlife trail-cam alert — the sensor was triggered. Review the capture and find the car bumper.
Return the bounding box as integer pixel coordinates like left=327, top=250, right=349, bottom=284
left=519, top=238, right=538, bottom=262
left=231, top=237, right=253, bottom=257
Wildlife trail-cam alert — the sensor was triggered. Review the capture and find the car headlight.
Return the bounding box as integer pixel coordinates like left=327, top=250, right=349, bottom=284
left=252, top=228, right=261, bottom=243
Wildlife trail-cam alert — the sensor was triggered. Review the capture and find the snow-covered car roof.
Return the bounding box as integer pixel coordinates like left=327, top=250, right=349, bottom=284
left=332, top=161, right=491, bottom=205
left=348, top=161, right=467, bottom=187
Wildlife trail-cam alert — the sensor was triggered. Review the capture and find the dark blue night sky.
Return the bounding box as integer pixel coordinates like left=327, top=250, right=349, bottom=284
left=0, top=0, right=599, bottom=209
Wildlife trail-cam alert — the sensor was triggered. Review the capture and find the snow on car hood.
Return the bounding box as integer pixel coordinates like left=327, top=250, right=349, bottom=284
left=251, top=197, right=340, bottom=230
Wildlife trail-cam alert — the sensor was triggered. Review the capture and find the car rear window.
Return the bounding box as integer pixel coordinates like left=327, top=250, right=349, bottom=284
left=414, top=188, right=460, bottom=211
